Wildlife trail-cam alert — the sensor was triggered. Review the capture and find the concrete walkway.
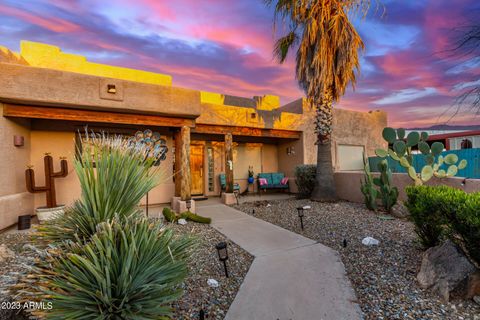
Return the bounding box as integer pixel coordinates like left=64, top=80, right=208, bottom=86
left=196, top=204, right=363, bottom=320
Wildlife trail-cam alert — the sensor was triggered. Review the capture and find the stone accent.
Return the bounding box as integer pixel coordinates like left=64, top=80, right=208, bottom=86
left=417, top=240, right=477, bottom=301
left=171, top=197, right=196, bottom=214
left=391, top=202, right=410, bottom=218
left=222, top=193, right=237, bottom=205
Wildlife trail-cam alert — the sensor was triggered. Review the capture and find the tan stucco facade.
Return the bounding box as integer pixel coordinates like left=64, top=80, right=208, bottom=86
left=0, top=41, right=387, bottom=230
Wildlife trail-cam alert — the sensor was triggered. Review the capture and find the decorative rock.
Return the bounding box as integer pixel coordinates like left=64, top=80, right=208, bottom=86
left=417, top=240, right=476, bottom=301
left=0, top=245, right=14, bottom=263
left=473, top=296, right=480, bottom=306
left=177, top=218, right=187, bottom=225
left=207, top=278, right=219, bottom=288
left=362, top=236, right=379, bottom=246
left=391, top=202, right=409, bottom=218
left=465, top=270, right=480, bottom=299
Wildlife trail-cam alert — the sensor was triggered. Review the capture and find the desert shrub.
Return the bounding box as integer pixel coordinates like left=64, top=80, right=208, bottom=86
left=406, top=185, right=480, bottom=265
left=405, top=185, right=448, bottom=248
left=37, top=217, right=194, bottom=319
left=21, top=133, right=195, bottom=319
left=447, top=192, right=480, bottom=265
left=294, top=165, right=316, bottom=198
left=38, top=133, right=162, bottom=244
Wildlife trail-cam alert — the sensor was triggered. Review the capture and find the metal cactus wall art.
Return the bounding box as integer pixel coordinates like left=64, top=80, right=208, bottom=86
left=375, top=127, right=467, bottom=185
left=25, top=153, right=68, bottom=208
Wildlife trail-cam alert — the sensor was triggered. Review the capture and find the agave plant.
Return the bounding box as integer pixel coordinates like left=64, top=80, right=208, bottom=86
left=33, top=217, right=194, bottom=320
left=37, top=132, right=163, bottom=244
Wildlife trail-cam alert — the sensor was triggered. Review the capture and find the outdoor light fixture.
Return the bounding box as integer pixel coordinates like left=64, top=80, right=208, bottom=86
left=215, top=242, right=229, bottom=278
left=461, top=178, right=469, bottom=186
left=13, top=135, right=24, bottom=147
left=186, top=199, right=192, bottom=212
left=107, top=84, right=117, bottom=94
left=296, top=205, right=310, bottom=230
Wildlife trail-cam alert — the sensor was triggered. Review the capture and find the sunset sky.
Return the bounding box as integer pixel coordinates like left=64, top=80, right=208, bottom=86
left=1, top=0, right=479, bottom=127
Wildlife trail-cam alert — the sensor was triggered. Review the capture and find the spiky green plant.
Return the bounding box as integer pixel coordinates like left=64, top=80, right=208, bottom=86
left=37, top=133, right=163, bottom=244
left=35, top=217, right=194, bottom=320
left=360, top=154, right=378, bottom=211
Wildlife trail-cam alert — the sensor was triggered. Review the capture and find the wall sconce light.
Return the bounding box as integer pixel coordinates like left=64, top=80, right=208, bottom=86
left=215, top=242, right=229, bottom=277
left=286, top=146, right=295, bottom=155
left=13, top=135, right=24, bottom=147
left=107, top=84, right=117, bottom=94
left=186, top=199, right=192, bottom=212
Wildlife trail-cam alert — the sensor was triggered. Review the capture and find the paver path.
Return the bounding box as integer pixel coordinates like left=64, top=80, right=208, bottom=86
left=196, top=204, right=363, bottom=320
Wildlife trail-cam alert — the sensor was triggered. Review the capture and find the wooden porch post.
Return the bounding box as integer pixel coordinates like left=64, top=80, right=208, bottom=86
left=174, top=126, right=191, bottom=200
left=225, top=133, right=234, bottom=193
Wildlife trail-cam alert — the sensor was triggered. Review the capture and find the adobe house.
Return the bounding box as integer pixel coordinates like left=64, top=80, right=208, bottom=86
left=0, top=41, right=387, bottom=230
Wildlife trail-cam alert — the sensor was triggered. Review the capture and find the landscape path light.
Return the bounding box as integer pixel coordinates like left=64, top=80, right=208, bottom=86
left=215, top=241, right=229, bottom=278
left=296, top=205, right=310, bottom=230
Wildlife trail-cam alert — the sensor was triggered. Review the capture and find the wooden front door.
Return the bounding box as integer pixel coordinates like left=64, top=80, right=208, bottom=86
left=190, top=145, right=204, bottom=195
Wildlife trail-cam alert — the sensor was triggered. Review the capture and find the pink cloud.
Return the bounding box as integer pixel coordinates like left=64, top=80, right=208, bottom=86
left=0, top=4, right=80, bottom=33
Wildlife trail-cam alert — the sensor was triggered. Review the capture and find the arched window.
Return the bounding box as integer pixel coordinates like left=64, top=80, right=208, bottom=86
left=461, top=138, right=473, bottom=149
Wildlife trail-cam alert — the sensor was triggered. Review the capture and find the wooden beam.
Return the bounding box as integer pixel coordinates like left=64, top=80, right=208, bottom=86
left=3, top=104, right=195, bottom=128
left=225, top=133, right=234, bottom=193
left=193, top=123, right=301, bottom=139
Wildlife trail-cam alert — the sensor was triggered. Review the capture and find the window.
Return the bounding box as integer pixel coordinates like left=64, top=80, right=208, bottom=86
left=207, top=147, right=214, bottom=192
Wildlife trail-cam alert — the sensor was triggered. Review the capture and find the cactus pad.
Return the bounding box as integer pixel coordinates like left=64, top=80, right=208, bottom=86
left=406, top=132, right=420, bottom=147
left=430, top=142, right=444, bottom=156
left=444, top=154, right=458, bottom=165
left=418, top=141, right=430, bottom=155
left=382, top=127, right=397, bottom=144
left=393, top=141, right=407, bottom=155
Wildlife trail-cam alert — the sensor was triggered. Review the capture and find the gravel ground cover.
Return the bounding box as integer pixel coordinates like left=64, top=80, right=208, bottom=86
left=234, top=199, right=480, bottom=320
left=168, top=221, right=253, bottom=320
left=0, top=221, right=253, bottom=320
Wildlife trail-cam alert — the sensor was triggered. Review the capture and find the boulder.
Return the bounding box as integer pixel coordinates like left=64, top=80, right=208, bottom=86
left=465, top=270, right=480, bottom=299
left=417, top=240, right=477, bottom=301
left=391, top=202, right=409, bottom=218
left=0, top=244, right=14, bottom=263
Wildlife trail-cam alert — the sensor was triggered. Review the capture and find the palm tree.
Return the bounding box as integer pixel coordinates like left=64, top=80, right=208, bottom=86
left=266, top=0, right=374, bottom=201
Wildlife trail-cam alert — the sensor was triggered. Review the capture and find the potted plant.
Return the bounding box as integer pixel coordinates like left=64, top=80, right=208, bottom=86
left=247, top=166, right=255, bottom=184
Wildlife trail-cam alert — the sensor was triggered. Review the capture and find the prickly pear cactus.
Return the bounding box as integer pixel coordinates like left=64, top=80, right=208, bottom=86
left=375, top=127, right=468, bottom=185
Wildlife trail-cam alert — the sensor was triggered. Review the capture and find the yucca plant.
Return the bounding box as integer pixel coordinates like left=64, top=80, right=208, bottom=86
left=33, top=216, right=194, bottom=319
left=37, top=132, right=163, bottom=244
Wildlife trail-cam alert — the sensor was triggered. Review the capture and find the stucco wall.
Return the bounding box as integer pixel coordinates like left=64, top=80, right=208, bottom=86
left=0, top=63, right=201, bottom=118
left=335, top=171, right=480, bottom=203
left=0, top=103, right=33, bottom=230
left=30, top=131, right=176, bottom=209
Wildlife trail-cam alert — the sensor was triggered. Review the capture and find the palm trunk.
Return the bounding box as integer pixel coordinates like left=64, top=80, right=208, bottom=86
left=310, top=89, right=337, bottom=201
